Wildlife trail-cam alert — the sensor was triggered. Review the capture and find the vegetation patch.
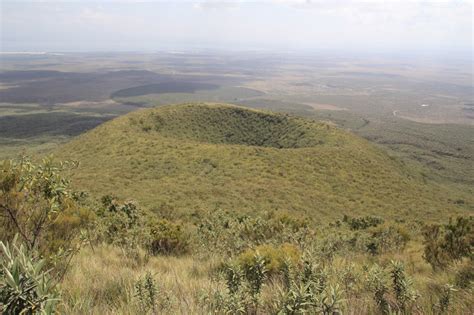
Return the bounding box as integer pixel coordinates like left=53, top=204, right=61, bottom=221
left=133, top=103, right=335, bottom=148
left=57, top=103, right=470, bottom=220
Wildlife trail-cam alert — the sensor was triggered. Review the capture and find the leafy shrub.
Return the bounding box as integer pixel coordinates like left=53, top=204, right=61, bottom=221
left=99, top=199, right=145, bottom=250
left=207, top=253, right=268, bottom=314
left=454, top=263, right=474, bottom=289
left=366, top=264, right=390, bottom=314
left=343, top=214, right=384, bottom=230
left=390, top=260, right=419, bottom=313
left=366, top=262, right=419, bottom=314
left=432, top=284, right=457, bottom=314
left=0, top=157, right=93, bottom=255
left=134, top=272, right=171, bottom=314
left=146, top=219, right=189, bottom=255
left=366, top=223, right=410, bottom=255
left=196, top=209, right=310, bottom=256
left=442, top=216, right=473, bottom=262
left=422, top=216, right=473, bottom=270
left=237, top=243, right=301, bottom=275
left=0, top=237, right=60, bottom=314
left=244, top=252, right=268, bottom=305
left=272, top=258, right=343, bottom=315
left=199, top=288, right=248, bottom=315
left=422, top=224, right=450, bottom=270
left=223, top=262, right=243, bottom=295
left=97, top=197, right=189, bottom=256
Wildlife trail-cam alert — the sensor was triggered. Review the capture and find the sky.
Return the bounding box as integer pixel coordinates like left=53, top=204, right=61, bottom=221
left=0, top=0, right=472, bottom=55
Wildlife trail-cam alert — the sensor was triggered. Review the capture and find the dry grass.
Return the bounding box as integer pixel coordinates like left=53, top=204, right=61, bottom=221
left=58, top=240, right=473, bottom=314
left=60, top=245, right=221, bottom=314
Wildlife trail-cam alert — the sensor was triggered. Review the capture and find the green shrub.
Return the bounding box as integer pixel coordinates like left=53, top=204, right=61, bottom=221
left=237, top=243, right=301, bottom=275
left=146, top=219, right=189, bottom=255
left=390, top=260, right=419, bottom=313
left=0, top=157, right=92, bottom=256
left=366, top=264, right=390, bottom=314
left=223, top=262, right=243, bottom=295
left=433, top=284, right=457, bottom=314
left=244, top=252, right=268, bottom=305
left=196, top=209, right=310, bottom=256
left=366, top=223, right=410, bottom=255
left=0, top=236, right=60, bottom=314
left=99, top=199, right=146, bottom=250
left=442, top=216, right=472, bottom=262
left=134, top=272, right=171, bottom=314
left=422, top=224, right=450, bottom=270
left=422, top=216, right=473, bottom=270
left=343, top=214, right=384, bottom=230
left=273, top=281, right=316, bottom=314
left=454, top=263, right=474, bottom=289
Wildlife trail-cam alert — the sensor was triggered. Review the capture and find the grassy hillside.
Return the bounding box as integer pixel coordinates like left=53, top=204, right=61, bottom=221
left=57, top=103, right=470, bottom=221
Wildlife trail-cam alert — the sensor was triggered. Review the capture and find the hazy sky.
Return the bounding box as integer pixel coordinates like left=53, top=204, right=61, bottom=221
left=1, top=0, right=472, bottom=54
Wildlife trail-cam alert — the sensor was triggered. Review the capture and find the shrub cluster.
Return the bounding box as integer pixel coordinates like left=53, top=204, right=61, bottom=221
left=422, top=216, right=473, bottom=270
left=97, top=195, right=190, bottom=256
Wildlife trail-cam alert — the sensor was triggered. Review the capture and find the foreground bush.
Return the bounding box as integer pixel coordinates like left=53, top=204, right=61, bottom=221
left=0, top=237, right=60, bottom=314
left=0, top=157, right=93, bottom=256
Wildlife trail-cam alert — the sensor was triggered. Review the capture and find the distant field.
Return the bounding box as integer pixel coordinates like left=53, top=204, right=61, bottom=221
left=0, top=102, right=120, bottom=159
left=111, top=82, right=219, bottom=98
left=113, top=86, right=265, bottom=107
left=0, top=52, right=472, bottom=201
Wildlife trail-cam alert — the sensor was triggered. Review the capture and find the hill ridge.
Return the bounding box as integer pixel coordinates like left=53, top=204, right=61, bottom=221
left=57, top=102, right=466, bottom=221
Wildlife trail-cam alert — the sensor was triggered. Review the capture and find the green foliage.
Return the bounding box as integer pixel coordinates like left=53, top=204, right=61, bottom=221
left=366, top=264, right=390, bottom=314
left=0, top=157, right=93, bottom=257
left=98, top=198, right=145, bottom=250
left=199, top=289, right=248, bottom=315
left=242, top=252, right=268, bottom=306
left=237, top=244, right=301, bottom=276
left=274, top=282, right=316, bottom=314
left=134, top=272, right=170, bottom=314
left=343, top=214, right=384, bottom=230
left=146, top=218, right=189, bottom=255
left=442, top=217, right=473, bottom=262
left=197, top=209, right=309, bottom=256
left=269, top=253, right=343, bottom=315
left=390, top=261, right=418, bottom=313
left=422, top=225, right=450, bottom=271
left=223, top=262, right=243, bottom=295
left=366, top=223, right=411, bottom=255
left=366, top=262, right=419, bottom=314
left=422, top=216, right=473, bottom=270
left=432, top=284, right=457, bottom=314
left=454, top=263, right=474, bottom=289
left=0, top=236, right=60, bottom=314
left=96, top=196, right=189, bottom=257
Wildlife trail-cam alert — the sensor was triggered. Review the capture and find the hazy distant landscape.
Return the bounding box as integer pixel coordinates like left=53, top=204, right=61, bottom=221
left=1, top=51, right=473, bottom=191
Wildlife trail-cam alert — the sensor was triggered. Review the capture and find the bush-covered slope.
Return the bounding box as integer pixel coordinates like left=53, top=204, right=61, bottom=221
left=57, top=103, right=469, bottom=220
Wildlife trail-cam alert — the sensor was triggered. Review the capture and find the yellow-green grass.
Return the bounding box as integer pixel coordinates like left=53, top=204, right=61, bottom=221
left=59, top=243, right=473, bottom=314
left=57, top=103, right=470, bottom=221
